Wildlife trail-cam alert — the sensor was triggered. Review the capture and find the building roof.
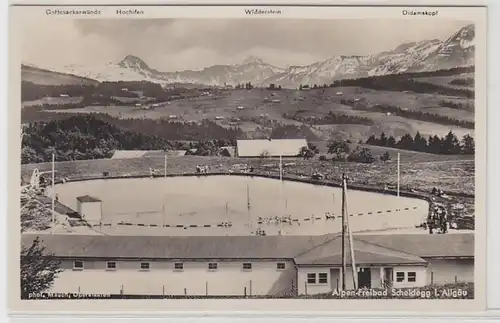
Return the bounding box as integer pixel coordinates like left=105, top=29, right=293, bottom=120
left=111, top=150, right=187, bottom=159
left=76, top=195, right=102, bottom=203
left=20, top=234, right=334, bottom=260
left=21, top=233, right=473, bottom=265
left=236, top=139, right=307, bottom=157
left=142, top=150, right=187, bottom=158
left=294, top=236, right=427, bottom=266
left=111, top=150, right=152, bottom=159
left=355, top=233, right=474, bottom=258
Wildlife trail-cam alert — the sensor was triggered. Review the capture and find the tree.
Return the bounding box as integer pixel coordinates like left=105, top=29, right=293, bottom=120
left=397, top=133, right=415, bottom=150
left=461, top=134, right=475, bottom=154
left=428, top=135, right=442, bottom=154
left=21, top=237, right=62, bottom=299
left=441, top=131, right=461, bottom=154
left=21, top=146, right=40, bottom=164
left=327, top=140, right=350, bottom=161
left=327, top=140, right=350, bottom=155
left=348, top=147, right=375, bottom=164
left=299, top=146, right=314, bottom=159
left=413, top=131, right=428, bottom=152
left=379, top=132, right=388, bottom=146
left=366, top=135, right=377, bottom=145
left=387, top=136, right=397, bottom=147
left=380, top=151, right=391, bottom=162
left=307, top=143, right=320, bottom=155
left=258, top=150, right=270, bottom=166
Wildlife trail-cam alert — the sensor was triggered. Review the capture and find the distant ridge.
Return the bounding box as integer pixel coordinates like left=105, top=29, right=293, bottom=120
left=29, top=24, right=475, bottom=88
left=21, top=64, right=99, bottom=86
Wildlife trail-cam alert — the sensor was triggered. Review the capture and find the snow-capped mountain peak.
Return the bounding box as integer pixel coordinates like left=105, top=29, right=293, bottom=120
left=118, top=55, right=151, bottom=70
left=241, top=56, right=266, bottom=65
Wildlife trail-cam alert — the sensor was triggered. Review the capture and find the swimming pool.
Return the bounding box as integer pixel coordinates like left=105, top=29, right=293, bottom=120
left=51, top=175, right=429, bottom=236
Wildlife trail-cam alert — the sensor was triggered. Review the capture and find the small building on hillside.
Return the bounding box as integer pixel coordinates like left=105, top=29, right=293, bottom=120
left=76, top=195, right=102, bottom=225
left=236, top=139, right=308, bottom=158
left=20, top=233, right=474, bottom=297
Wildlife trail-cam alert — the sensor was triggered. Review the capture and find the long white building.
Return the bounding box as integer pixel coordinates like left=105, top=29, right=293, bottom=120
left=21, top=233, right=473, bottom=297
left=236, top=139, right=308, bottom=158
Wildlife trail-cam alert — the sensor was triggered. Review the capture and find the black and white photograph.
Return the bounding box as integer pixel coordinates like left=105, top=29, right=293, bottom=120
left=10, top=5, right=487, bottom=312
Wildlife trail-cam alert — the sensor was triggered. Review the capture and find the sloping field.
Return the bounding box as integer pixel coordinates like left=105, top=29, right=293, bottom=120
left=311, top=142, right=474, bottom=163
left=44, top=85, right=475, bottom=141
left=21, top=155, right=474, bottom=195
left=21, top=65, right=99, bottom=86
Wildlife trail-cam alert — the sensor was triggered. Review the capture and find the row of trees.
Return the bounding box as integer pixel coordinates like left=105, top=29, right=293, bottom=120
left=286, top=111, right=374, bottom=126
left=22, top=108, right=245, bottom=141
left=235, top=82, right=255, bottom=89
left=22, top=80, right=201, bottom=103
left=328, top=71, right=474, bottom=98
left=269, top=124, right=319, bottom=141
left=298, top=84, right=330, bottom=90
left=325, top=140, right=377, bottom=163
left=295, top=67, right=475, bottom=94
left=439, top=100, right=475, bottom=112
left=21, top=115, right=242, bottom=163
left=366, top=131, right=475, bottom=155
left=340, top=100, right=474, bottom=129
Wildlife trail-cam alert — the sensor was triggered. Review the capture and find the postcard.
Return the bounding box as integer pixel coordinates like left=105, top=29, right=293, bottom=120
left=8, top=4, right=487, bottom=314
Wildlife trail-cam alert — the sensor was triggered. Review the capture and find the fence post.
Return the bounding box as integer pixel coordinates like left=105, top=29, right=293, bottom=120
left=184, top=288, right=187, bottom=296
left=305, top=281, right=307, bottom=295
left=336, top=278, right=339, bottom=291
left=250, top=280, right=253, bottom=296
left=162, top=285, right=165, bottom=296
left=120, top=285, right=124, bottom=296
left=431, top=272, right=434, bottom=285
left=206, top=281, right=208, bottom=296
left=244, top=287, right=247, bottom=297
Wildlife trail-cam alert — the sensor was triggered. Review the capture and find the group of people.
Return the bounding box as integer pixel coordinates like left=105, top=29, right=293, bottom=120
left=426, top=203, right=449, bottom=234
left=325, top=212, right=336, bottom=220
left=257, top=215, right=295, bottom=226
left=196, top=165, right=211, bottom=174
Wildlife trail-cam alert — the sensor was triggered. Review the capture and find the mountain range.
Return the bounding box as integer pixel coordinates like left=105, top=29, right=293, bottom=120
left=24, top=24, right=475, bottom=88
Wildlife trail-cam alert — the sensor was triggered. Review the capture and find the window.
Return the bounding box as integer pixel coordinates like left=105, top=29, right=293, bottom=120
left=174, top=262, right=184, bottom=270
left=407, top=272, right=416, bottom=282
left=242, top=263, right=252, bottom=270
left=140, top=262, right=150, bottom=270
left=106, top=261, right=117, bottom=270
left=277, top=263, right=286, bottom=270
left=307, top=273, right=317, bottom=284
left=73, top=260, right=84, bottom=270
left=208, top=262, right=218, bottom=270
left=318, top=273, right=328, bottom=284
left=396, top=272, right=405, bottom=282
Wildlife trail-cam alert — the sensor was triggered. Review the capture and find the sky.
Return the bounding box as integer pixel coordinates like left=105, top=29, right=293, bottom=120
left=21, top=19, right=471, bottom=72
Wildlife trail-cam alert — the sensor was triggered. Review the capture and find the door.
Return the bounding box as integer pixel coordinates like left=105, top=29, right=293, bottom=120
left=383, top=267, right=394, bottom=288
left=357, top=268, right=371, bottom=289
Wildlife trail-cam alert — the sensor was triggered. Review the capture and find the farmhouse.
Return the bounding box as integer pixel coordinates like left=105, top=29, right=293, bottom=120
left=236, top=139, right=308, bottom=158
left=21, top=233, right=473, bottom=297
